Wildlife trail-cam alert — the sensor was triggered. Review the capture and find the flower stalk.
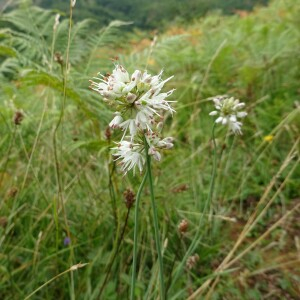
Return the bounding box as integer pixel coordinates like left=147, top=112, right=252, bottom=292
left=130, top=171, right=148, bottom=300
left=144, top=135, right=166, bottom=300
left=208, top=123, right=217, bottom=217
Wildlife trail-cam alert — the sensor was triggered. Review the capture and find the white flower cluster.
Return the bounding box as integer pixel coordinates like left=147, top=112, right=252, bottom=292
left=90, top=64, right=175, bottom=174
left=209, top=95, right=247, bottom=134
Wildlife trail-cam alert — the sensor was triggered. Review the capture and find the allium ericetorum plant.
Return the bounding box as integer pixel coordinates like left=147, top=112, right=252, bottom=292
left=90, top=64, right=247, bottom=300
left=90, top=65, right=175, bottom=174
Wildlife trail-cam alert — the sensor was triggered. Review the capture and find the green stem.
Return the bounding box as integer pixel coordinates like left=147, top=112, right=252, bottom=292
left=0, top=125, right=16, bottom=188
left=51, top=2, right=75, bottom=299
left=168, top=124, right=217, bottom=295
left=208, top=123, right=217, bottom=216
left=130, top=171, right=148, bottom=300
left=109, top=159, right=118, bottom=229
left=98, top=207, right=130, bottom=299
left=144, top=136, right=166, bottom=300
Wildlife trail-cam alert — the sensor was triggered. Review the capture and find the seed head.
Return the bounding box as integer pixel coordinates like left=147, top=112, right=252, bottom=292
left=123, top=188, right=135, bottom=209
left=0, top=217, right=8, bottom=228
left=54, top=52, right=64, bottom=66
left=13, top=111, right=24, bottom=125
left=172, top=184, right=189, bottom=193
left=178, top=219, right=189, bottom=234
left=186, top=254, right=199, bottom=270
left=6, top=187, right=18, bottom=199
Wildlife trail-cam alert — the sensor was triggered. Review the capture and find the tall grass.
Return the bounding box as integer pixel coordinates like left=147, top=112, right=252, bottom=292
left=0, top=0, right=299, bottom=299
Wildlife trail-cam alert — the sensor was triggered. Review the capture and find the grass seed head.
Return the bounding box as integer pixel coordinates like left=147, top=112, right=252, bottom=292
left=186, top=254, right=199, bottom=270
left=13, top=111, right=24, bottom=125
left=6, top=187, right=18, bottom=199
left=123, top=188, right=135, bottom=209
left=178, top=219, right=189, bottom=234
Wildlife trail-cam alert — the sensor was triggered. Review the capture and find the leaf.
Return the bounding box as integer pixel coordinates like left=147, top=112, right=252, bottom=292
left=20, top=70, right=82, bottom=104
left=67, top=140, right=108, bottom=153
left=0, top=45, right=17, bottom=57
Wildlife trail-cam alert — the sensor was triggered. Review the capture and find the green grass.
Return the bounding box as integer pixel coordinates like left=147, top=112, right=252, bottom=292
left=0, top=0, right=299, bottom=299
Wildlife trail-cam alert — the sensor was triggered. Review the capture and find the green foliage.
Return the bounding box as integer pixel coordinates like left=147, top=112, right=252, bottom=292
left=0, top=0, right=299, bottom=299
left=31, top=0, right=270, bottom=30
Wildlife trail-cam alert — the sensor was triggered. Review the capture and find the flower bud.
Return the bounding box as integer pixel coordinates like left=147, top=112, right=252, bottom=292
left=64, top=237, right=71, bottom=246
left=164, top=142, right=173, bottom=149
left=156, top=122, right=164, bottom=132
left=53, top=14, right=60, bottom=31
left=163, top=137, right=174, bottom=143
left=109, top=113, right=123, bottom=129
left=126, top=93, right=137, bottom=103
left=148, top=146, right=161, bottom=161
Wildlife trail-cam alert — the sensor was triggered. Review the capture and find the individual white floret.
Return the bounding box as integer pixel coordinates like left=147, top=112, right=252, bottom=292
left=109, top=112, right=123, bottom=129
left=112, top=140, right=145, bottom=174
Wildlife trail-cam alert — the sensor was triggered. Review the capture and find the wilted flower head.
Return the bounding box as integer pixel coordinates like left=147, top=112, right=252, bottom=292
left=90, top=65, right=175, bottom=139
left=209, top=95, right=247, bottom=134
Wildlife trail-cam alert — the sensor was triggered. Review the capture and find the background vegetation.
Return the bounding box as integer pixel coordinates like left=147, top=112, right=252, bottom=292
left=8, top=0, right=269, bottom=29
left=0, top=0, right=299, bottom=299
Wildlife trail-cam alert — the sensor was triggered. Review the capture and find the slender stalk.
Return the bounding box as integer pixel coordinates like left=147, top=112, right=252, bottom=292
left=98, top=207, right=131, bottom=299
left=144, top=136, right=166, bottom=300
left=109, top=158, right=118, bottom=229
left=53, top=196, right=59, bottom=259
left=168, top=124, right=217, bottom=294
left=24, top=263, right=88, bottom=300
left=0, top=125, right=16, bottom=188
left=130, top=171, right=148, bottom=300
left=52, top=2, right=75, bottom=299
left=52, top=0, right=74, bottom=241
left=208, top=123, right=217, bottom=217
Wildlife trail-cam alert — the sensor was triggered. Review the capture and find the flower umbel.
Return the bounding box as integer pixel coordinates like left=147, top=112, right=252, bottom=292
left=111, top=132, right=174, bottom=174
left=90, top=65, right=175, bottom=140
left=209, top=95, right=247, bottom=134
left=90, top=64, right=175, bottom=175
